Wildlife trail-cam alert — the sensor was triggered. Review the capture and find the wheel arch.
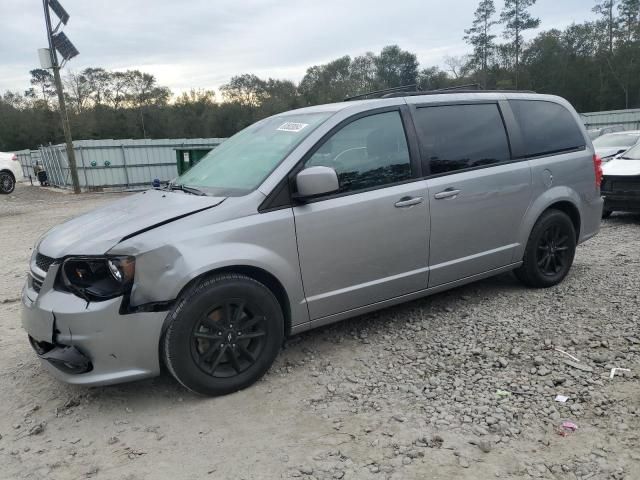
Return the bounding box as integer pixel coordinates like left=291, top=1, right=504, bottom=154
left=515, top=188, right=583, bottom=262
left=545, top=200, right=581, bottom=242
left=164, top=265, right=293, bottom=337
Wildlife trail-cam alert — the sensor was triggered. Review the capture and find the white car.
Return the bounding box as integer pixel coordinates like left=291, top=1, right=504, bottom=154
left=0, top=152, right=23, bottom=194
left=593, top=131, right=640, bottom=162
left=601, top=142, right=640, bottom=217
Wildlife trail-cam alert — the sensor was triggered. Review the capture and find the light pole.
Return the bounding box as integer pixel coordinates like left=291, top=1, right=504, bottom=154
left=42, top=0, right=81, bottom=193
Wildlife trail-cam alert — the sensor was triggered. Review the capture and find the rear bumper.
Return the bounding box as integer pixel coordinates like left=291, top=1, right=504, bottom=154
left=602, top=193, right=640, bottom=212
left=601, top=175, right=640, bottom=212
left=578, top=195, right=604, bottom=244
left=21, top=266, right=167, bottom=386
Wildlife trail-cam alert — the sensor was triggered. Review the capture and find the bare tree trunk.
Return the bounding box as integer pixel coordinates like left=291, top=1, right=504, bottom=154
left=609, top=2, right=614, bottom=55
left=515, top=0, right=520, bottom=89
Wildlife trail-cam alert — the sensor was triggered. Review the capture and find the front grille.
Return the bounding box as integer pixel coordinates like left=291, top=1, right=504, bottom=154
left=602, top=175, right=640, bottom=194
left=35, top=253, right=56, bottom=273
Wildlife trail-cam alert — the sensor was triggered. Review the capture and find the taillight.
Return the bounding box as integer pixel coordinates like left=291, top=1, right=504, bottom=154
left=11, top=154, right=18, bottom=162
left=593, top=154, right=603, bottom=188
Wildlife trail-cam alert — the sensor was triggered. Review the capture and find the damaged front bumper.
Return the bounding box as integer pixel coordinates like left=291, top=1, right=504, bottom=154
left=21, top=264, right=167, bottom=386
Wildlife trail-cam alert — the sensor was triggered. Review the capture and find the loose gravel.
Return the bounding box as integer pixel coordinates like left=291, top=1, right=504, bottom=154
left=0, top=183, right=638, bottom=480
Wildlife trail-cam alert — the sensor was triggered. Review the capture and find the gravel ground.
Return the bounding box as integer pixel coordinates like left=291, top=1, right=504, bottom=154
left=0, top=183, right=639, bottom=480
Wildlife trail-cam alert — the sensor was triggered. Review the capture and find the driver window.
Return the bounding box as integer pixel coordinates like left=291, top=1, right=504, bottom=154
left=305, top=111, right=412, bottom=193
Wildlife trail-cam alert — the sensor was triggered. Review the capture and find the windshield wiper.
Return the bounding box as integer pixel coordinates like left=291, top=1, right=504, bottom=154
left=619, top=156, right=634, bottom=160
left=168, top=184, right=207, bottom=196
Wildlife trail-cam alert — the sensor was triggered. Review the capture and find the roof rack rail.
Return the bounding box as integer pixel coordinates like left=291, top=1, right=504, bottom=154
left=344, top=84, right=419, bottom=101
left=382, top=86, right=535, bottom=98
left=344, top=84, right=536, bottom=101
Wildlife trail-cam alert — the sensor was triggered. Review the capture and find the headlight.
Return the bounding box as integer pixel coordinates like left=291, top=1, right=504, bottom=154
left=60, top=256, right=135, bottom=300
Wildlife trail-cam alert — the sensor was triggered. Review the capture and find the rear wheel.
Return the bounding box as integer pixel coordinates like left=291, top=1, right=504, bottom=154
left=0, top=171, right=15, bottom=194
left=163, top=273, right=284, bottom=396
left=515, top=209, right=576, bottom=288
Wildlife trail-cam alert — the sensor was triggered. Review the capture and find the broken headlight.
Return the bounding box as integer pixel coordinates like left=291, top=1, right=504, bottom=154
left=60, top=256, right=135, bottom=301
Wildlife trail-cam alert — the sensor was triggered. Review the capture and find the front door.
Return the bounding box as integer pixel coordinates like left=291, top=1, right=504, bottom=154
left=410, top=102, right=532, bottom=287
left=293, top=110, right=430, bottom=320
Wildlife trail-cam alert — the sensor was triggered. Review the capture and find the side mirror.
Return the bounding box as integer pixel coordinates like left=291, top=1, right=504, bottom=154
left=295, top=166, right=339, bottom=199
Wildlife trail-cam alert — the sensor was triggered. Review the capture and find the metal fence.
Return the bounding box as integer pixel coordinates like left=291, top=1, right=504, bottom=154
left=15, top=138, right=225, bottom=191
left=581, top=108, right=640, bottom=131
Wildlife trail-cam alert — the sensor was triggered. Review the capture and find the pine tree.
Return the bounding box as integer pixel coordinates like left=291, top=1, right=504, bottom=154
left=500, top=0, right=540, bottom=88
left=464, top=0, right=497, bottom=88
left=593, top=1, right=617, bottom=54
left=617, top=0, right=640, bottom=42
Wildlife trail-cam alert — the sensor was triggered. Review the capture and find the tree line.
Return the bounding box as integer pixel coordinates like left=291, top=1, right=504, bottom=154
left=1, top=0, right=640, bottom=151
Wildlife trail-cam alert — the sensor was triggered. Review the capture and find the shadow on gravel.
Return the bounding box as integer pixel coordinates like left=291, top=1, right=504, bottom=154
left=72, top=272, right=522, bottom=402
left=603, top=212, right=640, bottom=225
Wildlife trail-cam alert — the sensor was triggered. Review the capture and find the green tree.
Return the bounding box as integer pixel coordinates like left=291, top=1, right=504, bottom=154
left=374, top=45, right=419, bottom=88
left=593, top=1, right=617, bottom=54
left=299, top=56, right=352, bottom=103
left=64, top=71, right=91, bottom=113
left=349, top=52, right=378, bottom=93
left=417, top=67, right=451, bottom=90
left=83, top=68, right=112, bottom=105
left=26, top=69, right=56, bottom=107
left=617, top=0, right=640, bottom=42
left=464, top=0, right=498, bottom=87
left=500, top=0, right=540, bottom=88
left=220, top=74, right=268, bottom=106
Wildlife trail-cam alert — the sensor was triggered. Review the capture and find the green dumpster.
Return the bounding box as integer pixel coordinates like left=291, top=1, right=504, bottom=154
left=175, top=147, right=214, bottom=175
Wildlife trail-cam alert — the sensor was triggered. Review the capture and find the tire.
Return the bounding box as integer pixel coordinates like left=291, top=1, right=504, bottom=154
left=0, top=171, right=15, bottom=194
left=163, top=273, right=284, bottom=396
left=602, top=209, right=613, bottom=219
left=515, top=209, right=577, bottom=288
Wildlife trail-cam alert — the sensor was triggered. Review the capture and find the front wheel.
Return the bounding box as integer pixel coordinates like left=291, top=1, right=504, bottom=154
left=0, top=172, right=15, bottom=194
left=163, top=273, right=284, bottom=396
left=515, top=209, right=576, bottom=288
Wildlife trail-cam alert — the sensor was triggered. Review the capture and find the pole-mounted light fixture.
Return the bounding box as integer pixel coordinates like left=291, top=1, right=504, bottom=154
left=52, top=31, right=79, bottom=62
left=40, top=0, right=81, bottom=194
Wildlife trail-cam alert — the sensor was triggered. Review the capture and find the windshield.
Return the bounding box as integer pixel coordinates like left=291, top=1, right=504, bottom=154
left=593, top=133, right=639, bottom=148
left=177, top=112, right=331, bottom=196
left=620, top=143, right=640, bottom=160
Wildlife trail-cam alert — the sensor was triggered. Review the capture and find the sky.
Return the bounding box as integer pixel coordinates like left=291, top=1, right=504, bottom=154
left=0, top=0, right=598, bottom=96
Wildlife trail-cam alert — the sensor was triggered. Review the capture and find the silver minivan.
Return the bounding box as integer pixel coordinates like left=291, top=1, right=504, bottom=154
left=22, top=92, right=604, bottom=395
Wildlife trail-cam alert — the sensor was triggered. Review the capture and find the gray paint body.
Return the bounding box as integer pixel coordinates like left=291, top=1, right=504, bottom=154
left=22, top=92, right=603, bottom=386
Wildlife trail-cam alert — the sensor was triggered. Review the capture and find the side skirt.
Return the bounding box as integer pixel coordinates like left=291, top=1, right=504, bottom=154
left=290, top=262, right=522, bottom=335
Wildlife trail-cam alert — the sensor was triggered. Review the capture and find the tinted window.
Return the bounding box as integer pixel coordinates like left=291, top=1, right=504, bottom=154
left=305, top=111, right=412, bottom=193
left=510, top=100, right=585, bottom=158
left=413, top=104, right=511, bottom=175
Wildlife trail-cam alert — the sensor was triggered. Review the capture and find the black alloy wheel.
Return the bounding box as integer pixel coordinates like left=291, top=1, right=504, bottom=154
left=163, top=273, right=284, bottom=396
left=515, top=209, right=576, bottom=288
left=535, top=224, right=571, bottom=277
left=0, top=172, right=14, bottom=194
left=190, top=300, right=267, bottom=378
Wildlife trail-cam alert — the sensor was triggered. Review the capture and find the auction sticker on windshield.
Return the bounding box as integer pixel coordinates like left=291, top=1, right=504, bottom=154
left=277, top=122, right=309, bottom=132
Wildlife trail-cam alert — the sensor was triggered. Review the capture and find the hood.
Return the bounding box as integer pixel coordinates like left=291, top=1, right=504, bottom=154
left=596, top=147, right=628, bottom=160
left=602, top=158, right=640, bottom=177
left=38, top=189, right=225, bottom=258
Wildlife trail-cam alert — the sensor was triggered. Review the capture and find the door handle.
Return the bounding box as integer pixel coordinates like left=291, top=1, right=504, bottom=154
left=434, top=188, right=461, bottom=200
left=394, top=196, right=424, bottom=208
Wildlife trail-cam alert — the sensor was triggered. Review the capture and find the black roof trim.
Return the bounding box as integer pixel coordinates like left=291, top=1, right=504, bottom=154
left=382, top=88, right=536, bottom=98
left=344, top=83, right=535, bottom=101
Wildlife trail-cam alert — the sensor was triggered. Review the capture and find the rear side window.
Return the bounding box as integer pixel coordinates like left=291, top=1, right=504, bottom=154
left=509, top=100, right=585, bottom=158
left=413, top=104, right=511, bottom=175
